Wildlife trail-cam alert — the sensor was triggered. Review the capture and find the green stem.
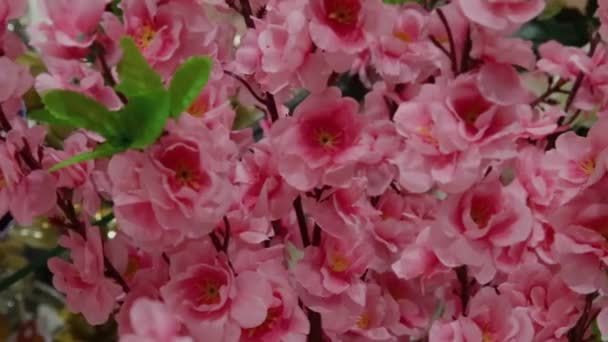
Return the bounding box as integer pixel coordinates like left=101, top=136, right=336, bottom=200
left=0, top=245, right=66, bottom=293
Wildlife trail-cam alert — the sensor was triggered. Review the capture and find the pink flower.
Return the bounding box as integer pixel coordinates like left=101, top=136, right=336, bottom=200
left=431, top=288, right=534, bottom=342
left=370, top=8, right=439, bottom=85
left=447, top=69, right=526, bottom=142
left=429, top=317, right=483, bottom=342
left=0, top=56, right=33, bottom=119
left=109, top=150, right=183, bottom=251
left=160, top=249, right=239, bottom=339
left=430, top=175, right=533, bottom=283
left=0, top=0, right=26, bottom=36
left=235, top=260, right=309, bottom=342
left=515, top=146, right=571, bottom=211
left=233, top=2, right=318, bottom=95
left=41, top=0, right=108, bottom=48
left=273, top=88, right=365, bottom=191
left=106, top=0, right=216, bottom=78
left=110, top=116, right=234, bottom=250
left=234, top=141, right=298, bottom=220
left=498, top=261, right=584, bottom=340
left=457, top=0, right=545, bottom=31
left=36, top=57, right=122, bottom=110
left=537, top=41, right=590, bottom=80
left=308, top=0, right=377, bottom=54
left=599, top=1, right=608, bottom=41
left=549, top=185, right=608, bottom=293
left=120, top=298, right=193, bottom=342
left=339, top=283, right=400, bottom=341
left=544, top=117, right=608, bottom=188
left=0, top=129, right=56, bottom=225
left=293, top=235, right=374, bottom=321
left=471, top=27, right=535, bottom=70
left=48, top=226, right=123, bottom=325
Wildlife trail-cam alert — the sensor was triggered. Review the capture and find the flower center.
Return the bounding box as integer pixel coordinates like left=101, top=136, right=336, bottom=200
left=134, top=24, right=157, bottom=50
left=315, top=129, right=342, bottom=150
left=470, top=203, right=492, bottom=229
left=198, top=280, right=222, bottom=305
left=415, top=126, right=439, bottom=146
left=174, top=164, right=202, bottom=190
left=243, top=305, right=283, bottom=338
left=462, top=107, right=484, bottom=126
left=324, top=0, right=361, bottom=30
left=124, top=256, right=140, bottom=280
left=187, top=98, right=209, bottom=118
left=394, top=31, right=413, bottom=43
left=356, top=313, right=370, bottom=330
left=579, top=158, right=596, bottom=175
left=329, top=253, right=351, bottom=273
left=482, top=331, right=494, bottom=342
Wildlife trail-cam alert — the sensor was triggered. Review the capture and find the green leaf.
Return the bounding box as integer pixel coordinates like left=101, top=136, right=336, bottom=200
left=28, top=108, right=75, bottom=128
left=49, top=143, right=124, bottom=172
left=118, top=89, right=171, bottom=149
left=40, top=90, right=121, bottom=140
left=115, top=37, right=164, bottom=97
left=169, top=57, right=212, bottom=117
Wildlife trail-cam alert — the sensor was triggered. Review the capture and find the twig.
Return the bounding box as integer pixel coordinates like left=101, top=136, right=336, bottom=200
left=222, top=216, right=231, bottom=252
left=460, top=28, right=473, bottom=73
left=455, top=266, right=470, bottom=315
left=429, top=35, right=450, bottom=59
left=311, top=224, right=321, bottom=246
left=224, top=70, right=266, bottom=104
left=210, top=231, right=223, bottom=252
left=531, top=79, right=568, bottom=107
left=436, top=8, right=457, bottom=75
left=565, top=33, right=601, bottom=112
left=96, top=44, right=127, bottom=104
left=293, top=196, right=310, bottom=247
left=238, top=0, right=256, bottom=28
left=568, top=292, right=599, bottom=342
left=264, top=92, right=280, bottom=123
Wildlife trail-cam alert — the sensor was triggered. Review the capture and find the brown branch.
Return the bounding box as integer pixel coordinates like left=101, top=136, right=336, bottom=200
left=460, top=28, right=473, bottom=73
left=293, top=196, right=310, bottom=247
left=264, top=92, right=280, bottom=123
left=238, top=0, right=255, bottom=28
left=222, top=216, right=231, bottom=252
left=565, top=33, right=601, bottom=112
left=531, top=79, right=568, bottom=107
left=456, top=266, right=470, bottom=315
left=224, top=70, right=266, bottom=104
left=436, top=8, right=457, bottom=75
left=568, top=292, right=599, bottom=342
left=429, top=35, right=451, bottom=59
left=96, top=44, right=127, bottom=104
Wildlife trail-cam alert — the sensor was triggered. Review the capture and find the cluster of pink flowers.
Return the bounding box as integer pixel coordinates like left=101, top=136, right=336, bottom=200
left=3, top=0, right=608, bottom=340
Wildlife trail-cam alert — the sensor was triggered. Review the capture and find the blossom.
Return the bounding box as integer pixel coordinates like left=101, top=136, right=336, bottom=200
left=430, top=175, right=533, bottom=283
left=457, top=0, right=545, bottom=31
left=104, top=0, right=217, bottom=78
left=36, top=57, right=122, bottom=110
left=120, top=298, right=193, bottom=342
left=308, top=0, right=369, bottom=54
left=48, top=226, right=123, bottom=325
left=273, top=88, right=365, bottom=191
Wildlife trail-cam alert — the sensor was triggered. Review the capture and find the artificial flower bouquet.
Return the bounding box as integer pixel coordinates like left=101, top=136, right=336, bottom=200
left=1, top=0, right=608, bottom=341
